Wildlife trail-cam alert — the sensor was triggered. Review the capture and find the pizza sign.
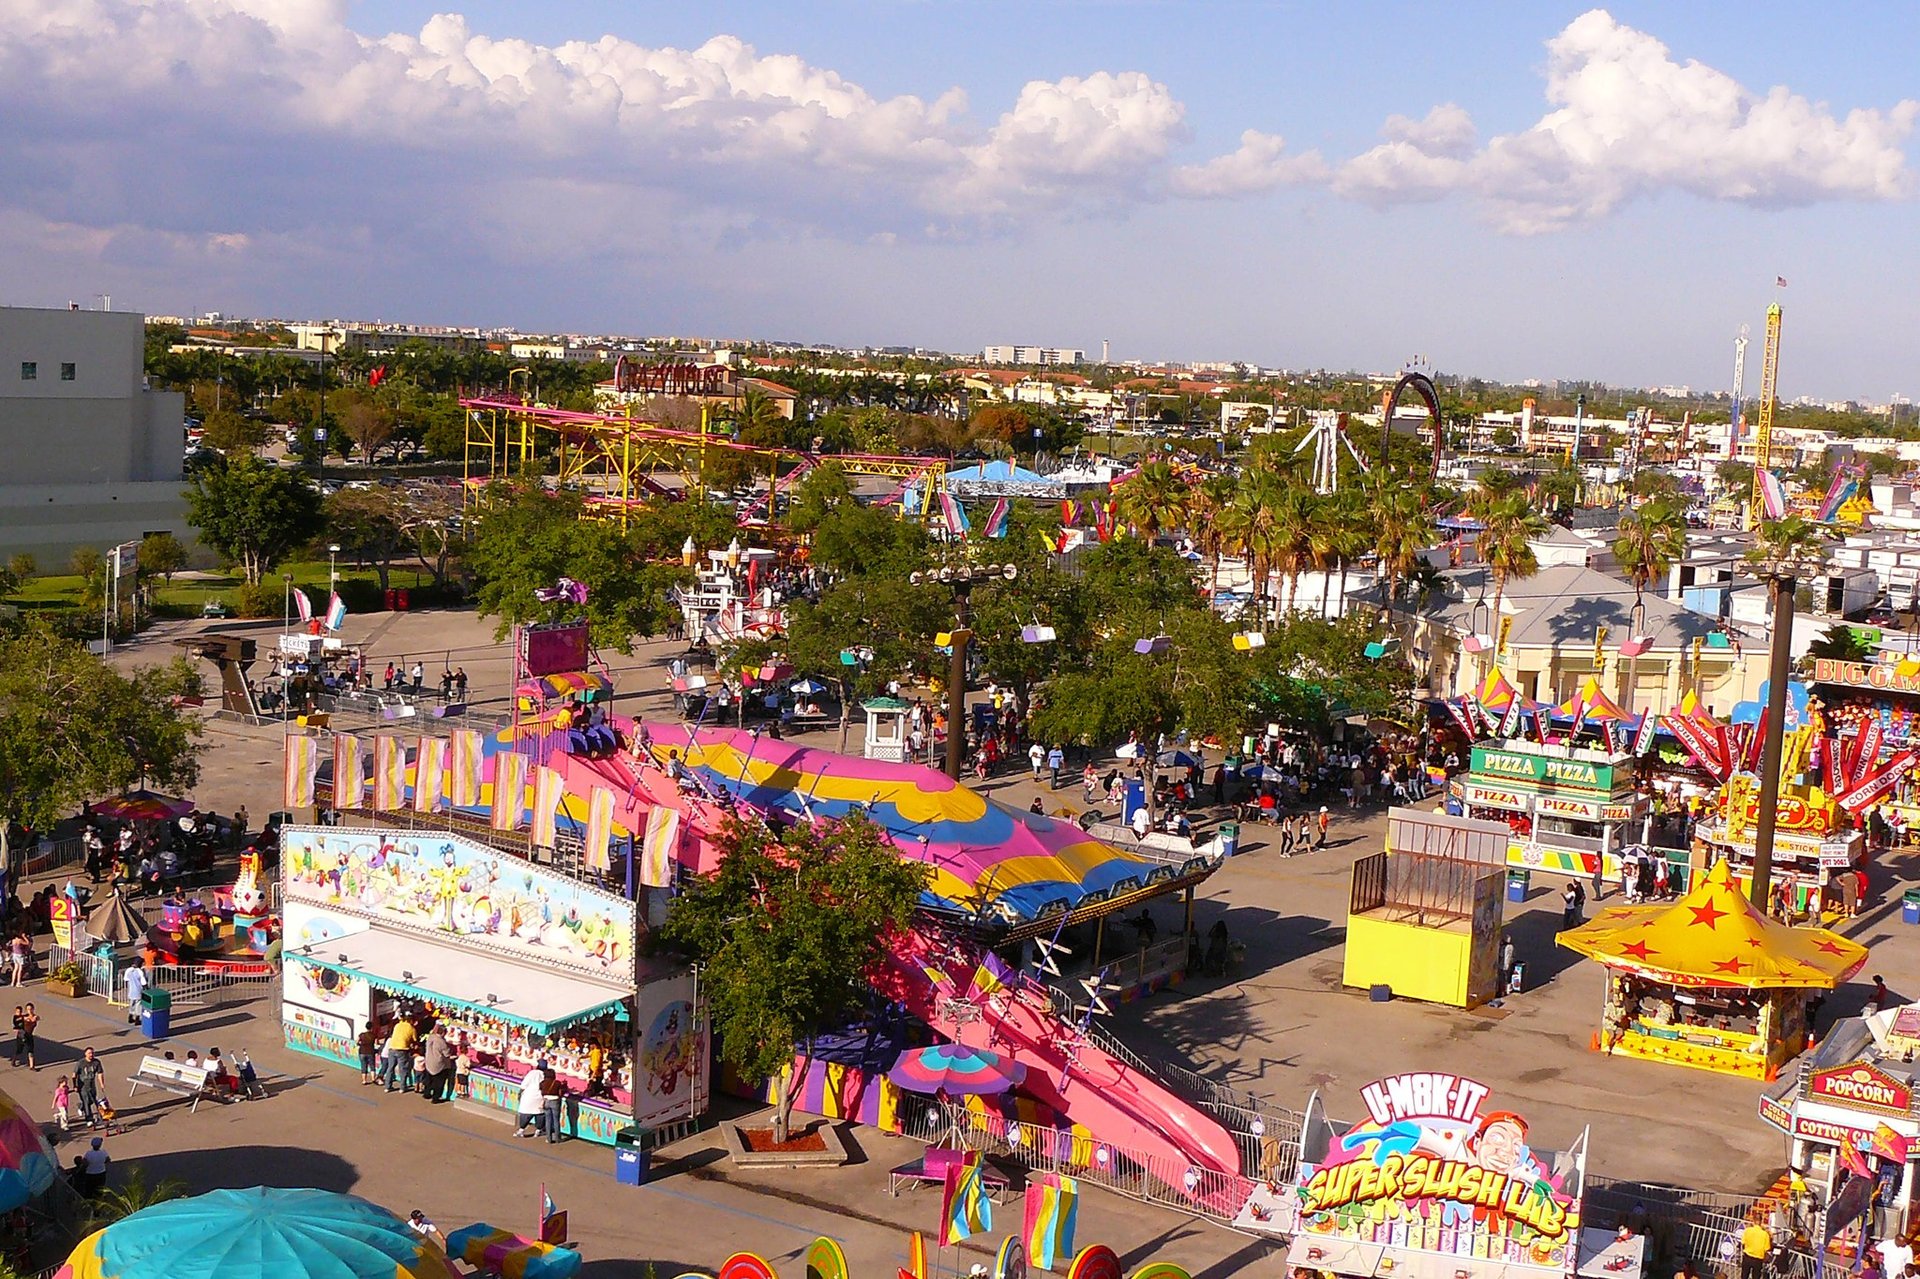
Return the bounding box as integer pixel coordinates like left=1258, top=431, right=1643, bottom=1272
left=1810, top=1062, right=1912, bottom=1116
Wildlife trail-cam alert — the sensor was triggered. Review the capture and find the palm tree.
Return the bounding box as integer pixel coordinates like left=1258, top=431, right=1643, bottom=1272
left=1475, top=492, right=1549, bottom=641
left=1612, top=497, right=1688, bottom=619
left=87, top=1162, right=189, bottom=1230
left=1188, top=474, right=1239, bottom=598
left=1113, top=460, right=1190, bottom=542
left=1371, top=483, right=1438, bottom=624
left=1741, top=515, right=1838, bottom=908
left=1229, top=470, right=1285, bottom=614
left=1267, top=484, right=1317, bottom=614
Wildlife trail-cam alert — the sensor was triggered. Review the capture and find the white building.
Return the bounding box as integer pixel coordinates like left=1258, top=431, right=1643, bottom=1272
left=980, top=345, right=1085, bottom=367
left=0, top=306, right=190, bottom=561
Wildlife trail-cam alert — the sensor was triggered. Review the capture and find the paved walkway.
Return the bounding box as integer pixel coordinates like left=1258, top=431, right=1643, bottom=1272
left=37, top=605, right=1920, bottom=1255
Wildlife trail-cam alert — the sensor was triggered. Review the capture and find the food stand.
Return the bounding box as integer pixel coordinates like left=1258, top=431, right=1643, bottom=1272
left=1692, top=774, right=1861, bottom=923
left=1462, top=742, right=1647, bottom=884
left=1291, top=1072, right=1638, bottom=1279
left=279, top=825, right=707, bottom=1145
left=1558, top=861, right=1867, bottom=1080
left=1759, top=1011, right=1920, bottom=1238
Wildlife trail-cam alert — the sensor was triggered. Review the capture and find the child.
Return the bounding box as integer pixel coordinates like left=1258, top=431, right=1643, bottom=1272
left=411, top=1047, right=427, bottom=1095
left=52, top=1076, right=71, bottom=1131
left=236, top=1049, right=263, bottom=1099
left=455, top=1037, right=472, bottom=1099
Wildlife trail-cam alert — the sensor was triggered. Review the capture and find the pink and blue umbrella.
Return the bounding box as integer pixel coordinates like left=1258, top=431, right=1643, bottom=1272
left=0, top=1085, right=55, bottom=1211
left=889, top=1044, right=1028, bottom=1097
left=56, top=1186, right=463, bottom=1279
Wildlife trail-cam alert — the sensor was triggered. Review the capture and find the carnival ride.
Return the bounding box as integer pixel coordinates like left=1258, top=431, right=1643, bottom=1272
left=458, top=397, right=950, bottom=530
left=306, top=711, right=1243, bottom=1189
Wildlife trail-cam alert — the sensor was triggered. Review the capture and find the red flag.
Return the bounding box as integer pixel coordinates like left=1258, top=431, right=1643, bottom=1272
left=369, top=364, right=388, bottom=387
left=1851, top=721, right=1884, bottom=789
left=1838, top=751, right=1916, bottom=815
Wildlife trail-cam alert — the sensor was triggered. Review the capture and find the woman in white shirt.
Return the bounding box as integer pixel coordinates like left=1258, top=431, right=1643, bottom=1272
left=516, top=1064, right=546, bottom=1138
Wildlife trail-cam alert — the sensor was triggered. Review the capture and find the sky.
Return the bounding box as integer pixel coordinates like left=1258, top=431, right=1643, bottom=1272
left=3, top=1, right=1917, bottom=398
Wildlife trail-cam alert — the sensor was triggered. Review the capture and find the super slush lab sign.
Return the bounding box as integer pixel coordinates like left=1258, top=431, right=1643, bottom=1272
left=1298, top=1072, right=1579, bottom=1261
left=1471, top=747, right=1613, bottom=793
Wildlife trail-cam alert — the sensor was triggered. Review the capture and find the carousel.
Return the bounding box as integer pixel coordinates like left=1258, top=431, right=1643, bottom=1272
left=1558, top=860, right=1868, bottom=1080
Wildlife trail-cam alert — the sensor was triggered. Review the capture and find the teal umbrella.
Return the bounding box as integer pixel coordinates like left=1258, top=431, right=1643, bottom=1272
left=55, top=1186, right=463, bottom=1279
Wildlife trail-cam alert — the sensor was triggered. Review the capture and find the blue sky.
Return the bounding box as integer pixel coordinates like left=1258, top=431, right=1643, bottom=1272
left=3, top=2, right=1916, bottom=398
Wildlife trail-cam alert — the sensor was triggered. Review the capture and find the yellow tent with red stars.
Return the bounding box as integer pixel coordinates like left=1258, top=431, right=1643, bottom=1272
left=1556, top=860, right=1867, bottom=990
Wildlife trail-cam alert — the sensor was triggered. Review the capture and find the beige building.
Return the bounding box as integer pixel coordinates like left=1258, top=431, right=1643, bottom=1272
left=1383, top=562, right=1770, bottom=718
left=0, top=306, right=190, bottom=562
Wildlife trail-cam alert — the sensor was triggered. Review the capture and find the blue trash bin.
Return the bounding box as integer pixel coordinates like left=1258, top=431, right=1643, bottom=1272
left=140, top=1006, right=170, bottom=1039
left=614, top=1127, right=650, bottom=1186
left=1217, top=822, right=1240, bottom=858
left=1903, top=891, right=1920, bottom=925
left=1506, top=870, right=1530, bottom=904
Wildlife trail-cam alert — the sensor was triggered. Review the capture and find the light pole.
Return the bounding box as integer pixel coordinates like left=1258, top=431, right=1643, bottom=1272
left=911, top=561, right=1019, bottom=780
left=1743, top=523, right=1833, bottom=909
left=282, top=572, right=293, bottom=634
left=328, top=544, right=341, bottom=592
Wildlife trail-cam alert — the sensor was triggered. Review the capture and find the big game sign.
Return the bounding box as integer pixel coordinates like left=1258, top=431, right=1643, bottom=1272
left=1297, top=1074, right=1581, bottom=1271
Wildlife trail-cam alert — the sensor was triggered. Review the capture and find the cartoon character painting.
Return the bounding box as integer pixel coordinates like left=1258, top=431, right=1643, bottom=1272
left=639, top=1000, right=697, bottom=1101
left=1298, top=1073, right=1579, bottom=1269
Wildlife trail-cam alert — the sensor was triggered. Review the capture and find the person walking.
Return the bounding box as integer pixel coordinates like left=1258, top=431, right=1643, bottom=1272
left=1047, top=745, right=1065, bottom=789
left=1082, top=763, right=1099, bottom=806
left=6, top=932, right=26, bottom=988
left=1562, top=881, right=1584, bottom=930
left=1739, top=1212, right=1772, bottom=1279
left=409, top=661, right=425, bottom=696
left=15, top=1002, right=36, bottom=1070
left=1315, top=806, right=1331, bottom=849
left=1027, top=741, right=1045, bottom=782
left=356, top=1023, right=380, bottom=1084
left=382, top=1015, right=418, bottom=1092
left=454, top=668, right=469, bottom=700
left=79, top=1136, right=110, bottom=1197
left=516, top=1061, right=547, bottom=1138
left=383, top=662, right=396, bottom=691
left=541, top=1064, right=566, bottom=1143
left=422, top=1024, right=452, bottom=1103
left=73, top=1047, right=106, bottom=1128
left=123, top=961, right=146, bottom=1026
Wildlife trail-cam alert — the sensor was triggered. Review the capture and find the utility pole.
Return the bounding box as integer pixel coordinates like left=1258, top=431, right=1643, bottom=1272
left=911, top=561, right=1018, bottom=780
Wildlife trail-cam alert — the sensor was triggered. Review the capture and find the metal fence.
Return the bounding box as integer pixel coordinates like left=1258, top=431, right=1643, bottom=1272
left=905, top=1101, right=1257, bottom=1230
left=47, top=943, right=121, bottom=1001
left=19, top=836, right=85, bottom=878
left=1587, top=1179, right=1820, bottom=1279
left=46, top=946, right=276, bottom=1010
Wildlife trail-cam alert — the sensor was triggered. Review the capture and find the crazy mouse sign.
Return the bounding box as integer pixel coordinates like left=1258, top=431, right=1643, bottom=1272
left=1297, top=1073, right=1583, bottom=1270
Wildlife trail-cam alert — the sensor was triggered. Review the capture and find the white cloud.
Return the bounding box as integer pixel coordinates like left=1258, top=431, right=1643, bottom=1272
left=1337, top=9, right=1918, bottom=232
left=1171, top=130, right=1327, bottom=198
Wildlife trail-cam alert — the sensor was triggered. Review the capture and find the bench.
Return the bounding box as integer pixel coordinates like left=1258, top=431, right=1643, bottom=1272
left=126, top=1055, right=217, bottom=1112
left=887, top=1149, right=1010, bottom=1202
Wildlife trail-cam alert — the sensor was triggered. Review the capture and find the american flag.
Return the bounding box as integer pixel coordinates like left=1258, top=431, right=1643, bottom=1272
left=1776, top=275, right=1788, bottom=287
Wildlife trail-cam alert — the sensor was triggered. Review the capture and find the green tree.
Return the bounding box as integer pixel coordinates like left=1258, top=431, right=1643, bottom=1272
left=1612, top=497, right=1687, bottom=616
left=70, top=546, right=104, bottom=580
left=1370, top=483, right=1437, bottom=625
left=183, top=454, right=325, bottom=584
left=464, top=483, right=686, bottom=652
left=0, top=621, right=203, bottom=870
left=1806, top=623, right=1872, bottom=664
left=136, top=532, right=190, bottom=585
left=1474, top=492, right=1548, bottom=629
left=661, top=813, right=926, bottom=1143
left=1112, top=460, right=1190, bottom=541
left=200, top=408, right=267, bottom=455
left=5, top=554, right=34, bottom=584
left=325, top=488, right=409, bottom=590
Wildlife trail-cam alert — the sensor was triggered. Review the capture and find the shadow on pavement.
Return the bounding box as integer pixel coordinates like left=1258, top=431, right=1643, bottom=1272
left=1504, top=908, right=1583, bottom=987
left=120, top=1143, right=361, bottom=1195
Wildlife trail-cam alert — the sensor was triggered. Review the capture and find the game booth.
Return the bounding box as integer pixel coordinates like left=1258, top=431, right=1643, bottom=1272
left=1460, top=740, right=1647, bottom=887
left=1291, top=1071, right=1642, bottom=1279
left=1342, top=810, right=1507, bottom=1009
left=278, top=825, right=708, bottom=1146
left=1758, top=1009, right=1920, bottom=1241
left=1558, top=861, right=1868, bottom=1080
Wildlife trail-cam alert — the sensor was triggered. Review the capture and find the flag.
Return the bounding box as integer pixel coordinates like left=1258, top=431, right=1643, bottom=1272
left=538, top=1185, right=567, bottom=1245
left=1498, top=695, right=1524, bottom=740
left=1838, top=750, right=1916, bottom=815
left=491, top=750, right=528, bottom=831
left=642, top=805, right=680, bottom=887
left=531, top=765, right=566, bottom=849
left=939, top=490, right=970, bottom=537
left=450, top=730, right=485, bottom=808
left=585, top=786, right=615, bottom=872
left=1024, top=1172, right=1080, bottom=1270
left=413, top=736, right=447, bottom=813
left=1442, top=698, right=1476, bottom=740
left=284, top=735, right=318, bottom=808
left=294, top=588, right=313, bottom=624
left=903, top=1232, right=927, bottom=1279
left=1854, top=719, right=1885, bottom=788
left=966, top=951, right=1014, bottom=1001
left=1756, top=469, right=1789, bottom=520
left=1633, top=711, right=1657, bottom=758
left=323, top=591, right=348, bottom=631
left=333, top=733, right=365, bottom=809
left=1776, top=275, right=1788, bottom=287
left=984, top=497, right=1011, bottom=539
left=373, top=735, right=406, bottom=810
left=940, top=1151, right=991, bottom=1246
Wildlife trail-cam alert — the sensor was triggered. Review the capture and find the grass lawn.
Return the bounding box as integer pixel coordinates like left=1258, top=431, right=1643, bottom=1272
left=2, top=559, right=424, bottom=618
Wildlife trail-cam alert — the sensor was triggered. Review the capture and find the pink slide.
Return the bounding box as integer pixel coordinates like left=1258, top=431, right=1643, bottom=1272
left=878, top=931, right=1245, bottom=1197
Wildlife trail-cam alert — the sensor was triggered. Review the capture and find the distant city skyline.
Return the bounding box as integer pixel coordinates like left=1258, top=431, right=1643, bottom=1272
left=2, top=2, right=1916, bottom=399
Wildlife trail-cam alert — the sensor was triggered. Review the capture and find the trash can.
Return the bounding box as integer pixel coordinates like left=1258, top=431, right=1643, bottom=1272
left=1903, top=890, right=1920, bottom=926
left=1216, top=822, right=1240, bottom=858
left=396, top=589, right=410, bottom=611
left=613, top=1126, right=650, bottom=1186
left=384, top=588, right=397, bottom=610
left=140, top=985, right=172, bottom=1040
left=1506, top=869, right=1530, bottom=904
